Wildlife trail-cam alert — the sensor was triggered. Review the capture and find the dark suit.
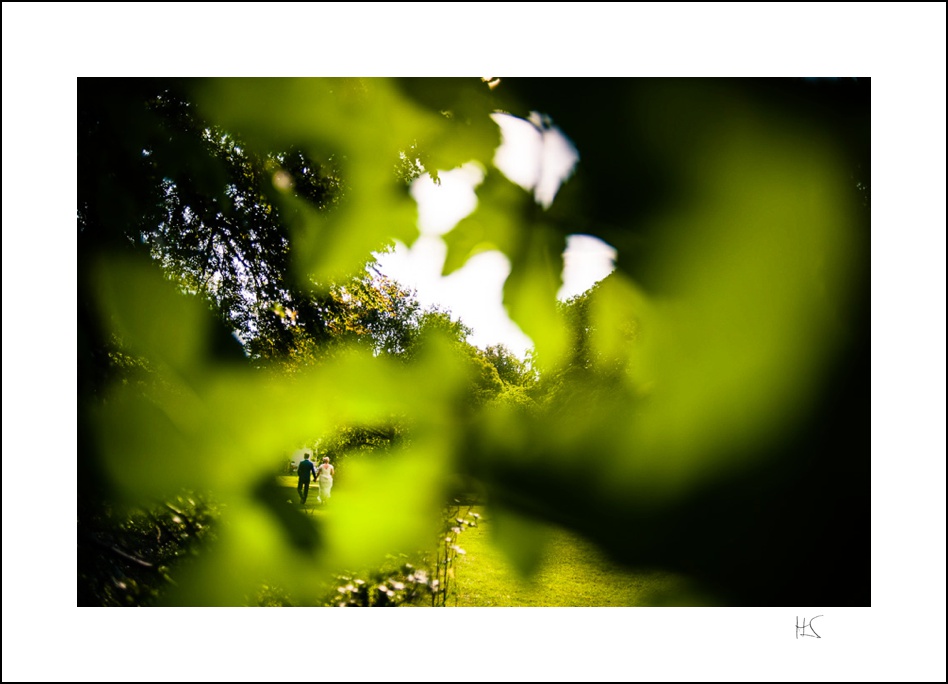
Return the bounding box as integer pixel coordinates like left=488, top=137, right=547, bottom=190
left=297, top=458, right=316, bottom=503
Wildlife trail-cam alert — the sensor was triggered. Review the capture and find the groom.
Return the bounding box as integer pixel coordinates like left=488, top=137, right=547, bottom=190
left=296, top=452, right=317, bottom=504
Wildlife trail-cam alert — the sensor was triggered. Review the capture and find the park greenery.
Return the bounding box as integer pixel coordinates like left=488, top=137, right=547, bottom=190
left=78, top=77, right=869, bottom=607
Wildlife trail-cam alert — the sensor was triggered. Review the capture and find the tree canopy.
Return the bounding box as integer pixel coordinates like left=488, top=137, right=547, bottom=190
left=77, top=77, right=869, bottom=607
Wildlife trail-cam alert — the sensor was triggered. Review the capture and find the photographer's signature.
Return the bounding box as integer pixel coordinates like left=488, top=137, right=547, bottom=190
left=796, top=615, right=822, bottom=639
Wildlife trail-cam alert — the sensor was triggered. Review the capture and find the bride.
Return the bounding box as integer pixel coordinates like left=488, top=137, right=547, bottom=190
left=316, top=456, right=335, bottom=504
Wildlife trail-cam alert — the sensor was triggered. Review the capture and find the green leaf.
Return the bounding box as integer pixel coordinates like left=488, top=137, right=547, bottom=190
left=93, top=255, right=211, bottom=377
left=487, top=506, right=550, bottom=579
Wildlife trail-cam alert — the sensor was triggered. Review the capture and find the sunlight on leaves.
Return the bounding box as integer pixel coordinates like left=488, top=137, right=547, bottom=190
left=79, top=77, right=868, bottom=608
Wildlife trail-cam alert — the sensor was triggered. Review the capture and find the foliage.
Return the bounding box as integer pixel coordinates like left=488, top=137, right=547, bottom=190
left=79, top=80, right=343, bottom=360
left=78, top=493, right=217, bottom=607
left=481, top=343, right=537, bottom=388
left=427, top=504, right=480, bottom=606
left=78, top=77, right=869, bottom=607
left=524, top=277, right=633, bottom=409
left=321, top=505, right=480, bottom=607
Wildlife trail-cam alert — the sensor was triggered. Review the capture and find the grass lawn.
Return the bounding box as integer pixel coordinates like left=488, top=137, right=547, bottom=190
left=278, top=475, right=327, bottom=509
left=277, top=478, right=688, bottom=606
left=450, top=506, right=685, bottom=607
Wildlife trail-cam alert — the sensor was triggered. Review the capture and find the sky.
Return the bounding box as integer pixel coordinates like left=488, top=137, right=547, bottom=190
left=376, top=111, right=618, bottom=359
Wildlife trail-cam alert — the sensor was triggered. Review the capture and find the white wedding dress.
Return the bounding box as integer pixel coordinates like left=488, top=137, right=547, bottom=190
left=317, top=463, right=333, bottom=503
